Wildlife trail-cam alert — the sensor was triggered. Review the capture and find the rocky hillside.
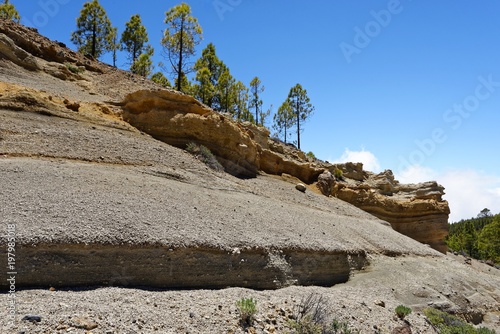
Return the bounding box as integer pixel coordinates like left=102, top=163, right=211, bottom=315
left=121, top=87, right=450, bottom=254
left=0, top=19, right=450, bottom=253
left=0, top=20, right=498, bottom=333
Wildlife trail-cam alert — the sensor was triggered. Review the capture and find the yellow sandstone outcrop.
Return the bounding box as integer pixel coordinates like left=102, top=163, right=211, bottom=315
left=122, top=89, right=450, bottom=252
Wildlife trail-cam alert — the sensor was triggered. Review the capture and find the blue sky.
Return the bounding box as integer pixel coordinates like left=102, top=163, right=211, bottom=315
left=11, top=0, right=500, bottom=222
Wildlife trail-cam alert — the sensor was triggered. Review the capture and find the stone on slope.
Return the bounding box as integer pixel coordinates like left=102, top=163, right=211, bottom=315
left=0, top=33, right=41, bottom=71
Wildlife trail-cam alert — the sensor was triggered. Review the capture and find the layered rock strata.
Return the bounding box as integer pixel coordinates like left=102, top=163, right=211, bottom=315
left=10, top=244, right=368, bottom=289
left=122, top=90, right=260, bottom=177
left=316, top=167, right=450, bottom=253
left=122, top=90, right=449, bottom=252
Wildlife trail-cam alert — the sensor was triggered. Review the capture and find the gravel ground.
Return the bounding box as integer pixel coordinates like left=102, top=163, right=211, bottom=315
left=2, top=255, right=499, bottom=334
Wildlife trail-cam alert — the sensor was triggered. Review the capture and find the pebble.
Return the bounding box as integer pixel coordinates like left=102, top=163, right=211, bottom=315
left=22, top=315, right=42, bottom=323
left=295, top=183, right=307, bottom=192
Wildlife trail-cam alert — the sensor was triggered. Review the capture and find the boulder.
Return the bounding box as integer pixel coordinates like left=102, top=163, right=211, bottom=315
left=0, top=33, right=41, bottom=71
left=260, top=149, right=323, bottom=184
left=333, top=162, right=366, bottom=181
left=317, top=170, right=334, bottom=196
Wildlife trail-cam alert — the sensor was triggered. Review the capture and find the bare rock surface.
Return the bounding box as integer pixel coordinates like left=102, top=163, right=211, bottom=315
left=316, top=167, right=450, bottom=253
left=0, top=20, right=498, bottom=333
left=122, top=89, right=260, bottom=178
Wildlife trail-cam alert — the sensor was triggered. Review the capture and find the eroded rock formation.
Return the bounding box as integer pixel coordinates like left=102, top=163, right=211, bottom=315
left=12, top=244, right=368, bottom=289
left=0, top=20, right=102, bottom=74
left=121, top=88, right=450, bottom=252
left=316, top=167, right=450, bottom=253
left=122, top=90, right=260, bottom=177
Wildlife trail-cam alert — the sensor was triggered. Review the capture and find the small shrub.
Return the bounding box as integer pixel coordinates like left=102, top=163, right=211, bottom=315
left=236, top=297, right=257, bottom=327
left=424, top=308, right=496, bottom=334
left=288, top=315, right=323, bottom=334
left=333, top=168, right=343, bottom=181
left=395, top=305, right=412, bottom=319
left=306, top=151, right=316, bottom=160
left=186, top=142, right=224, bottom=172
left=186, top=142, right=198, bottom=153
left=288, top=293, right=359, bottom=334
left=329, top=319, right=360, bottom=334
left=65, top=63, right=84, bottom=74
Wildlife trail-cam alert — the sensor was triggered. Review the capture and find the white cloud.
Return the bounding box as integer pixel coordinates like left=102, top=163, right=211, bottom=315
left=333, top=148, right=381, bottom=173
left=396, top=165, right=437, bottom=184
left=333, top=150, right=500, bottom=223
left=397, top=167, right=500, bottom=223
left=438, top=170, right=500, bottom=222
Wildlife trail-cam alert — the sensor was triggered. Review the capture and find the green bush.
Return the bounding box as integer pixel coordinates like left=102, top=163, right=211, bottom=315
left=395, top=305, right=412, bottom=319
left=424, top=308, right=496, bottom=334
left=306, top=151, right=316, bottom=160
left=329, top=319, right=360, bottom=334
left=186, top=142, right=224, bottom=172
left=333, top=168, right=343, bottom=180
left=236, top=297, right=257, bottom=326
left=65, top=63, right=84, bottom=74
left=288, top=315, right=324, bottom=334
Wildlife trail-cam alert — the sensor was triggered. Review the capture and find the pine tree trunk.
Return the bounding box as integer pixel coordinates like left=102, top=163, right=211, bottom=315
left=177, top=16, right=184, bottom=92
left=92, top=22, right=97, bottom=58
left=255, top=103, right=259, bottom=126
left=296, top=100, right=301, bottom=149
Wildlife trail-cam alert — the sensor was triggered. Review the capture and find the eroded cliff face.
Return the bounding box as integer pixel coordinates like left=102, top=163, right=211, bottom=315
left=121, top=89, right=450, bottom=252
left=317, top=167, right=450, bottom=253
left=122, top=90, right=260, bottom=177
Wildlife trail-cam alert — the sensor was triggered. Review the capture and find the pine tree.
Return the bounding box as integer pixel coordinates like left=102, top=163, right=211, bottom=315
left=193, top=43, right=225, bottom=109
left=71, top=0, right=113, bottom=59
left=131, top=45, right=154, bottom=77
left=287, top=84, right=314, bottom=149
left=175, top=71, right=193, bottom=95
left=259, top=104, right=272, bottom=128
left=120, top=14, right=149, bottom=64
left=446, top=212, right=499, bottom=262
left=162, top=2, right=202, bottom=92
left=273, top=100, right=295, bottom=143
left=217, top=67, right=236, bottom=114
left=477, top=218, right=500, bottom=263
left=109, top=27, right=119, bottom=67
left=194, top=67, right=214, bottom=105
left=249, top=77, right=264, bottom=125
left=151, top=72, right=171, bottom=88
left=0, top=0, right=20, bottom=22
left=477, top=208, right=492, bottom=218
left=233, top=81, right=252, bottom=122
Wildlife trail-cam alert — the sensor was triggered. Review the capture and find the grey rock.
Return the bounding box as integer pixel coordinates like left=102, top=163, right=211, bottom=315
left=22, top=314, right=42, bottom=323
left=295, top=183, right=306, bottom=192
